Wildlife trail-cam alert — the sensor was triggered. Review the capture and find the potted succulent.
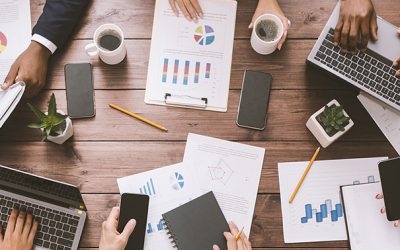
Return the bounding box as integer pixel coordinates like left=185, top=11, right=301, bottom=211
left=27, top=93, right=73, bottom=144
left=306, top=99, right=354, bottom=148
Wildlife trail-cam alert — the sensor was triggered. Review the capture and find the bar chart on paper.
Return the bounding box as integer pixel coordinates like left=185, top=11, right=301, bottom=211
left=161, top=58, right=212, bottom=85
left=278, top=157, right=386, bottom=243
left=139, top=178, right=157, bottom=196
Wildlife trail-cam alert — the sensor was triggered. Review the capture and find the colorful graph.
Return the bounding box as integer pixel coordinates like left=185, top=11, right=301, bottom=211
left=0, top=32, right=7, bottom=53
left=183, top=61, right=190, bottom=85
left=194, top=25, right=215, bottom=46
left=301, top=200, right=343, bottom=224
left=173, top=59, right=179, bottom=84
left=205, top=63, right=211, bottom=78
left=161, top=59, right=212, bottom=85
left=162, top=58, right=168, bottom=82
left=194, top=62, right=200, bottom=83
left=139, top=178, right=156, bottom=196
left=170, top=172, right=185, bottom=190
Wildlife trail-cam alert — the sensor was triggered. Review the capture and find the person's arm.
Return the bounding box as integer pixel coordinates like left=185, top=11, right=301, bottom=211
left=168, top=0, right=203, bottom=22
left=1, top=0, right=91, bottom=98
left=213, top=222, right=252, bottom=250
left=333, top=0, right=378, bottom=53
left=249, top=0, right=290, bottom=51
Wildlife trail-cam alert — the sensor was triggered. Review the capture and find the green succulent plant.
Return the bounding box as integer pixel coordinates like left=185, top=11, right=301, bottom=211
left=27, top=93, right=68, bottom=141
left=316, top=104, right=350, bottom=137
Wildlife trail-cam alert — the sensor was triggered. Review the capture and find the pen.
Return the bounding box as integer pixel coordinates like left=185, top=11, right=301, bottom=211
left=234, top=227, right=244, bottom=241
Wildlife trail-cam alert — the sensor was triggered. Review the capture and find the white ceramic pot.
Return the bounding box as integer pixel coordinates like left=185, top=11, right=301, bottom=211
left=306, top=99, right=354, bottom=148
left=43, top=110, right=74, bottom=145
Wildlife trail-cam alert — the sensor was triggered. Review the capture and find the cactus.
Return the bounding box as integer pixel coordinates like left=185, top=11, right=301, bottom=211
left=316, top=104, right=350, bottom=137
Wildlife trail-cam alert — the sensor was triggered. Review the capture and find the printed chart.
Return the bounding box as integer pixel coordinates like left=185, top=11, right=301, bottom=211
left=170, top=172, right=185, bottom=190
left=162, top=58, right=212, bottom=85
left=0, top=32, right=7, bottom=53
left=139, top=178, right=157, bottom=196
left=194, top=25, right=215, bottom=45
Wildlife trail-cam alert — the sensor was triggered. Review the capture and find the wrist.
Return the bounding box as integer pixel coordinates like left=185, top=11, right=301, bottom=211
left=29, top=41, right=52, bottom=59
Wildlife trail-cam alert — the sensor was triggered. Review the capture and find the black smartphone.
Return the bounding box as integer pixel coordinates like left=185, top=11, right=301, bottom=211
left=64, top=63, right=95, bottom=118
left=118, top=193, right=149, bottom=250
left=236, top=70, right=272, bottom=130
left=378, top=157, right=400, bottom=221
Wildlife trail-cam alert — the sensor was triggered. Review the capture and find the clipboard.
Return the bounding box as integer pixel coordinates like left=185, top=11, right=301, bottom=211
left=0, top=82, right=25, bottom=128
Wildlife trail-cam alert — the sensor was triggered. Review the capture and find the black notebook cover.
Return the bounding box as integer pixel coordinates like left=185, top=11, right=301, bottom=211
left=162, top=191, right=229, bottom=250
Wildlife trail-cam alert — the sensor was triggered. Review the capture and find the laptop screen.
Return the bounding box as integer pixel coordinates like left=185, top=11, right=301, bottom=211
left=0, top=165, right=86, bottom=211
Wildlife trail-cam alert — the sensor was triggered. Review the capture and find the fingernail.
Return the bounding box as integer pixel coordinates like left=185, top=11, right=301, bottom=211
left=248, top=23, right=253, bottom=29
left=375, top=194, right=380, bottom=199
left=130, top=219, right=136, bottom=225
left=396, top=71, right=400, bottom=77
left=277, top=45, right=282, bottom=51
left=333, top=42, right=338, bottom=46
left=381, top=207, right=385, bottom=213
left=395, top=221, right=399, bottom=227
left=199, top=12, right=203, bottom=18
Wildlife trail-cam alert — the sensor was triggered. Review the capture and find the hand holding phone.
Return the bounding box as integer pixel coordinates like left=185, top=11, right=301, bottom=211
left=378, top=157, right=400, bottom=221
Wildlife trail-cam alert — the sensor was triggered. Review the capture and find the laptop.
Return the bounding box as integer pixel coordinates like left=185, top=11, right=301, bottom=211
left=307, top=2, right=400, bottom=111
left=0, top=165, right=87, bottom=250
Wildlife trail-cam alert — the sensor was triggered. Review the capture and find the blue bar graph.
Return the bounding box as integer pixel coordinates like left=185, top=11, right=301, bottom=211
left=331, top=210, right=338, bottom=221
left=301, top=217, right=308, bottom=224
left=320, top=204, right=328, bottom=218
left=139, top=178, right=156, bottom=196
left=147, top=223, right=154, bottom=234
left=301, top=200, right=343, bottom=224
left=157, top=219, right=164, bottom=231
left=305, top=204, right=312, bottom=219
left=336, top=204, right=343, bottom=217
left=316, top=212, right=323, bottom=223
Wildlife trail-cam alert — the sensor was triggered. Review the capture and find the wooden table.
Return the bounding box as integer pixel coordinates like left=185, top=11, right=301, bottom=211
left=1, top=0, right=399, bottom=249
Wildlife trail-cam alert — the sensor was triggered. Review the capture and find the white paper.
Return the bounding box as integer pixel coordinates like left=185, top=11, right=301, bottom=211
left=183, top=133, right=265, bottom=236
left=0, top=0, right=31, bottom=83
left=117, top=163, right=201, bottom=250
left=342, top=183, right=400, bottom=250
left=145, top=0, right=237, bottom=112
left=278, top=157, right=387, bottom=243
left=358, top=92, right=400, bottom=154
left=0, top=82, right=25, bottom=128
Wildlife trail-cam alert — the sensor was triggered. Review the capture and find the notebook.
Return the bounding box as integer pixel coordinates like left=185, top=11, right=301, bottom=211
left=0, top=82, right=25, bottom=128
left=162, top=191, right=229, bottom=250
left=341, top=182, right=400, bottom=250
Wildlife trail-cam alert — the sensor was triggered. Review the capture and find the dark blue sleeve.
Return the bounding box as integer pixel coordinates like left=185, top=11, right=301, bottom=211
left=32, top=0, right=91, bottom=50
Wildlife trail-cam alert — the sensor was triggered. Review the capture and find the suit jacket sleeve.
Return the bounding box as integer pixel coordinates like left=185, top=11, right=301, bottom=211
left=32, top=0, right=91, bottom=50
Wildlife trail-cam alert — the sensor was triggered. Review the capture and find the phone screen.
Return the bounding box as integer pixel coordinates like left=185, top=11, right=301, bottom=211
left=64, top=63, right=95, bottom=118
left=236, top=70, right=272, bottom=130
left=379, top=157, right=400, bottom=221
left=118, top=193, right=149, bottom=250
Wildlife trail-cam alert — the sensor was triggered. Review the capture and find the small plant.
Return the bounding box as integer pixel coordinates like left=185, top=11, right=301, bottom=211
left=27, top=93, right=68, bottom=141
left=316, top=104, right=350, bottom=137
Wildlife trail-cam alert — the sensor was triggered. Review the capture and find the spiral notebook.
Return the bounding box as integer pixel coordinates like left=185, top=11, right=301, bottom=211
left=162, top=191, right=229, bottom=250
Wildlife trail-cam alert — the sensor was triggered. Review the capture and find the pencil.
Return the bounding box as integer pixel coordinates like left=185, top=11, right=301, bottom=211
left=288, top=147, right=321, bottom=204
left=235, top=227, right=244, bottom=241
left=109, top=103, right=168, bottom=132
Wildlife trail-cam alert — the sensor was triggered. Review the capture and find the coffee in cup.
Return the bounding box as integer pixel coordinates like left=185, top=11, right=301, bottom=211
left=251, top=14, right=284, bottom=55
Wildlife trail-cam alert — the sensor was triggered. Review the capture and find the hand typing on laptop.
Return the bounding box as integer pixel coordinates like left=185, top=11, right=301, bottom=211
left=334, top=0, right=378, bottom=53
left=0, top=208, right=38, bottom=250
left=99, top=207, right=136, bottom=250
left=213, top=222, right=253, bottom=250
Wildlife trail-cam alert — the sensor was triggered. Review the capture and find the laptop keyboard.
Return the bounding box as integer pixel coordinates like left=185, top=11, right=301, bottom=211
left=314, top=28, right=400, bottom=107
left=0, top=194, right=80, bottom=250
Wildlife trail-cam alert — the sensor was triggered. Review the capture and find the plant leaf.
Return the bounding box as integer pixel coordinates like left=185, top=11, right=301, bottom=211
left=27, top=122, right=44, bottom=129
left=52, top=113, right=68, bottom=126
left=27, top=103, right=45, bottom=120
left=48, top=93, right=57, bottom=116
left=53, top=126, right=63, bottom=135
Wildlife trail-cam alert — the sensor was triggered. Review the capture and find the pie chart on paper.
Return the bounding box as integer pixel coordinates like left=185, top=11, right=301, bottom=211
left=170, top=172, right=185, bottom=191
left=0, top=32, right=7, bottom=53
left=194, top=25, right=215, bottom=46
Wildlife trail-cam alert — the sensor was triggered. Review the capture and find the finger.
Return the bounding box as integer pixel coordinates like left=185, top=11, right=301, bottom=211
left=27, top=219, right=38, bottom=245
left=107, top=207, right=120, bottom=228
left=369, top=13, right=378, bottom=41
left=14, top=209, right=26, bottom=234
left=381, top=207, right=386, bottom=214
left=168, top=0, right=179, bottom=17
left=393, top=58, right=400, bottom=68
left=249, top=8, right=262, bottom=29
left=277, top=30, right=288, bottom=51
left=190, top=0, right=203, bottom=18
left=396, top=70, right=400, bottom=78
left=395, top=221, right=399, bottom=227
left=229, top=222, right=240, bottom=236
left=334, top=17, right=344, bottom=46
left=183, top=0, right=198, bottom=21
left=0, top=226, right=3, bottom=242
left=340, top=16, right=351, bottom=52
left=120, top=219, right=136, bottom=241
left=224, top=231, right=238, bottom=250
left=213, top=244, right=221, bottom=250
left=360, top=18, right=370, bottom=51
left=22, top=213, right=33, bottom=238
left=2, top=63, right=19, bottom=90
left=176, top=0, right=191, bottom=21
left=348, top=16, right=358, bottom=53
left=376, top=193, right=384, bottom=199
left=6, top=208, right=18, bottom=236
left=241, top=232, right=252, bottom=249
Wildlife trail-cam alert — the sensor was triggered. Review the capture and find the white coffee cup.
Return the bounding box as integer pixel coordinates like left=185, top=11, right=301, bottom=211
left=250, top=14, right=284, bottom=55
left=85, top=24, right=127, bottom=65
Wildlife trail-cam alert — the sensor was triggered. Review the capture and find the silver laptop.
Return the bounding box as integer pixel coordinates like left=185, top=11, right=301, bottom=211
left=0, top=165, right=86, bottom=250
left=307, top=2, right=400, bottom=111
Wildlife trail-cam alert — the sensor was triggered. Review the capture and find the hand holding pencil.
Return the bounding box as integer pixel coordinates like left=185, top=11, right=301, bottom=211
left=213, top=222, right=252, bottom=250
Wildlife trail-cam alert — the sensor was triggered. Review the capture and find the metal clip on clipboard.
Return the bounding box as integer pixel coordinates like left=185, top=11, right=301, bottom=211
left=164, top=93, right=208, bottom=109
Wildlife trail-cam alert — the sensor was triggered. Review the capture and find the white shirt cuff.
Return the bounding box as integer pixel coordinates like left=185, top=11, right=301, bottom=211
left=31, top=34, right=57, bottom=54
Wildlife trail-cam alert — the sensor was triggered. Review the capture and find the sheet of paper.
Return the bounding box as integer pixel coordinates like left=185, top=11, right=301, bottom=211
left=358, top=92, right=400, bottom=154
left=0, top=0, right=31, bottom=83
left=183, top=133, right=265, bottom=236
left=117, top=163, right=201, bottom=250
left=342, top=183, right=400, bottom=250
left=278, top=157, right=387, bottom=243
left=145, top=0, right=237, bottom=112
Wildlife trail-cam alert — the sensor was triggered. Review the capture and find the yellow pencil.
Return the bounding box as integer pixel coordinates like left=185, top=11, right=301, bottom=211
left=235, top=227, right=244, bottom=241
left=288, top=147, right=321, bottom=204
left=109, top=103, right=168, bottom=132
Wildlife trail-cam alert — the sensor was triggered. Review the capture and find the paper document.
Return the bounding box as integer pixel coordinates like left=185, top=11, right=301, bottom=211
left=0, top=0, right=31, bottom=83
left=183, top=133, right=265, bottom=236
left=358, top=92, right=400, bottom=154
left=117, top=163, right=201, bottom=250
left=0, top=82, right=25, bottom=128
left=278, top=157, right=387, bottom=243
left=341, top=183, right=400, bottom=250
left=145, top=0, right=237, bottom=112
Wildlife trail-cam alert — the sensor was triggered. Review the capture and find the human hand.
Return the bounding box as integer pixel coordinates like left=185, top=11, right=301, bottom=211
left=99, top=206, right=136, bottom=250
left=249, top=0, right=290, bottom=51
left=0, top=208, right=38, bottom=250
left=393, top=57, right=400, bottom=77
left=376, top=193, right=399, bottom=227
left=334, top=0, right=378, bottom=53
left=213, top=222, right=252, bottom=250
left=168, top=0, right=203, bottom=22
left=1, top=41, right=51, bottom=98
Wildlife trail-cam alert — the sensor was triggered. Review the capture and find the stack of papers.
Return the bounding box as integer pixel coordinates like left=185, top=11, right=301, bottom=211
left=118, top=133, right=265, bottom=249
left=0, top=82, right=25, bottom=128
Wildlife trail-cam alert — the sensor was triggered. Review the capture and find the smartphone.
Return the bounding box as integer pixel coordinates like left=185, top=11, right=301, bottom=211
left=118, top=193, right=149, bottom=250
left=378, top=157, right=400, bottom=221
left=64, top=63, right=95, bottom=118
left=236, top=70, right=272, bottom=130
